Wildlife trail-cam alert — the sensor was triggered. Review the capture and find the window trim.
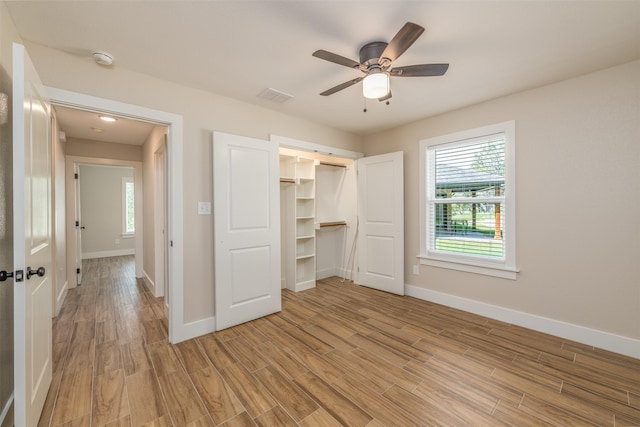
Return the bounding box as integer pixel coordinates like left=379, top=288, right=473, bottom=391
left=122, top=176, right=135, bottom=236
left=419, top=121, right=517, bottom=279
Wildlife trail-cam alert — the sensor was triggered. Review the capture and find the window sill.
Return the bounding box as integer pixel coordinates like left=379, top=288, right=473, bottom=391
left=418, top=254, right=518, bottom=280
left=121, top=233, right=135, bottom=239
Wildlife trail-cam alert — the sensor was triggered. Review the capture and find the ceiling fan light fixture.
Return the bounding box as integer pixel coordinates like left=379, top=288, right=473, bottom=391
left=362, top=72, right=390, bottom=99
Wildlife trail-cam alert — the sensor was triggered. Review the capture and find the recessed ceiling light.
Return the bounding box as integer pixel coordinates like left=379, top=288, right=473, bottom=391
left=99, top=115, right=117, bottom=122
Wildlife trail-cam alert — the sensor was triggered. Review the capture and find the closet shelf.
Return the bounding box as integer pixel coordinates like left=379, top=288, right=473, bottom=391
left=296, top=254, right=315, bottom=260
left=296, top=235, right=314, bottom=240
left=280, top=177, right=295, bottom=183
left=296, top=215, right=314, bottom=220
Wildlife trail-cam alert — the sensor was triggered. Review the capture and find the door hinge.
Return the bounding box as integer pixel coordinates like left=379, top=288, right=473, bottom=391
left=76, top=268, right=81, bottom=275
left=75, top=220, right=79, bottom=227
left=74, top=173, right=78, bottom=179
left=170, top=240, right=174, bottom=247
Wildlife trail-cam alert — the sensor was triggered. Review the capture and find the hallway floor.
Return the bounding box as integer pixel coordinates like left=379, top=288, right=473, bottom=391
left=39, top=256, right=640, bottom=426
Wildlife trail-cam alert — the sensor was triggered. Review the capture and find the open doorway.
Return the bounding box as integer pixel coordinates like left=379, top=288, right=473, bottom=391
left=53, top=101, right=177, bottom=341
left=47, top=86, right=184, bottom=343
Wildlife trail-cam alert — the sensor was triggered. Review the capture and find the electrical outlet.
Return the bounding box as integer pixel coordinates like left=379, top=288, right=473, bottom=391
left=197, top=202, right=212, bottom=215
left=413, top=265, right=419, bottom=275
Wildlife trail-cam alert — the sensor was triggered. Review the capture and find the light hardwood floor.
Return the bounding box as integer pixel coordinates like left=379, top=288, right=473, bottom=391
left=39, top=256, right=640, bottom=426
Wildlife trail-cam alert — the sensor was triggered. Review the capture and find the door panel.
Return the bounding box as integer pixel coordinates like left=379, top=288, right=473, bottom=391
left=13, top=42, right=52, bottom=427
left=213, top=132, right=281, bottom=330
left=357, top=151, right=404, bottom=295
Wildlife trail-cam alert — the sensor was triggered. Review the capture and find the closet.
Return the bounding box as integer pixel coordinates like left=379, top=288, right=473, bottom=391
left=278, top=146, right=358, bottom=292
left=213, top=131, right=403, bottom=331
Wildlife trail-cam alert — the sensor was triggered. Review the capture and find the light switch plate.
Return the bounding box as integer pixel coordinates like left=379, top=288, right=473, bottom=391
left=197, top=201, right=211, bottom=215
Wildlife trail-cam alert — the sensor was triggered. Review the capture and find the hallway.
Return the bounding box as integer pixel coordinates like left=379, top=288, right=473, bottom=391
left=39, top=256, right=640, bottom=426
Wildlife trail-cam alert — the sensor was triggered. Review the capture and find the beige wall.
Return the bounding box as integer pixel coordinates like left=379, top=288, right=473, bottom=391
left=79, top=164, right=135, bottom=258
left=23, top=41, right=363, bottom=324
left=65, top=137, right=142, bottom=162
left=363, top=60, right=640, bottom=340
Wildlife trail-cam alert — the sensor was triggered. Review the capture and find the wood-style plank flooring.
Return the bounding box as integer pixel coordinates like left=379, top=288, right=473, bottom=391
left=39, top=256, right=640, bottom=426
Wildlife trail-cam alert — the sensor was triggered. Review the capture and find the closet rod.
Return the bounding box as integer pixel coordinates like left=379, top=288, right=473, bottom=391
left=318, top=221, right=347, bottom=228
left=319, top=161, right=347, bottom=168
left=280, top=178, right=295, bottom=183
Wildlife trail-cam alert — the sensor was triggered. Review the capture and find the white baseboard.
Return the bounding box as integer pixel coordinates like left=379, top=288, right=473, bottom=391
left=82, top=249, right=135, bottom=259
left=142, top=270, right=156, bottom=295
left=0, top=394, right=13, bottom=427
left=294, top=279, right=316, bottom=292
left=55, top=282, right=68, bottom=317
left=317, top=267, right=354, bottom=281
left=316, top=267, right=337, bottom=280
left=406, top=284, right=640, bottom=359
left=172, top=316, right=216, bottom=343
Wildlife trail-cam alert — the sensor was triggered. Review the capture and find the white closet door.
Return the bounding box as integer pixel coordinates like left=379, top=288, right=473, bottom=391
left=356, top=151, right=404, bottom=295
left=213, top=132, right=281, bottom=330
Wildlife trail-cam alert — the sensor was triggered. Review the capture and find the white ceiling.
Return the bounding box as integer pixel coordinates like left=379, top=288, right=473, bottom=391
left=6, top=1, right=640, bottom=137
left=54, top=105, right=156, bottom=145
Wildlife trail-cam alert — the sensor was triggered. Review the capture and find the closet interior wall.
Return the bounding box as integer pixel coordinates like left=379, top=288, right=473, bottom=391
left=279, top=147, right=357, bottom=291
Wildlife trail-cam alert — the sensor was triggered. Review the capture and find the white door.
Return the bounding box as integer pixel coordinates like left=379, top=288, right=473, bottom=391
left=73, top=163, right=83, bottom=284
left=356, top=151, right=404, bottom=295
left=213, top=132, right=281, bottom=330
left=13, top=43, right=52, bottom=427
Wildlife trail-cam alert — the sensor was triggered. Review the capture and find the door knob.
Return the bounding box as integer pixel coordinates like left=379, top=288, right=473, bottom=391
left=1, top=269, right=24, bottom=282
left=26, top=266, right=45, bottom=279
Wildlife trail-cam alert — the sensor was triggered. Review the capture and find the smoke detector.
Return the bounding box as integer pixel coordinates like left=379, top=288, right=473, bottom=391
left=92, top=50, right=114, bottom=66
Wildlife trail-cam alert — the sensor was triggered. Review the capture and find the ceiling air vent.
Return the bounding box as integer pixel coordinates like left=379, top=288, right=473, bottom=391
left=257, top=88, right=294, bottom=104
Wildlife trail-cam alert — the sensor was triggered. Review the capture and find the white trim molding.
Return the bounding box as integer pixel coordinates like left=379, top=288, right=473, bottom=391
left=406, top=284, right=640, bottom=359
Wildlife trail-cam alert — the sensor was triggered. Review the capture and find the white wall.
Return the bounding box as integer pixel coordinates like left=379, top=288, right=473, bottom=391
left=79, top=164, right=135, bottom=258
left=364, top=60, right=640, bottom=348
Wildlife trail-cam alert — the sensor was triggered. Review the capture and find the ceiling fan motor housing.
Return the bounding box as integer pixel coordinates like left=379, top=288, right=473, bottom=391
left=359, top=41, right=388, bottom=67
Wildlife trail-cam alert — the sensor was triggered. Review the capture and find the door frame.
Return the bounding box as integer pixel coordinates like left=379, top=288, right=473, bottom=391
left=65, top=158, right=143, bottom=279
left=154, top=140, right=168, bottom=299
left=47, top=87, right=185, bottom=343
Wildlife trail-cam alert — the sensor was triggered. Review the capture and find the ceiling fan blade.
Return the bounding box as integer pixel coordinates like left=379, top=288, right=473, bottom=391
left=313, top=50, right=362, bottom=69
left=390, top=63, right=449, bottom=77
left=379, top=22, right=425, bottom=65
left=320, top=76, right=365, bottom=96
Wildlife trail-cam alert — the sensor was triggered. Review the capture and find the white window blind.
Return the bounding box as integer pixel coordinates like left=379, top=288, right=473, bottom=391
left=427, top=134, right=506, bottom=259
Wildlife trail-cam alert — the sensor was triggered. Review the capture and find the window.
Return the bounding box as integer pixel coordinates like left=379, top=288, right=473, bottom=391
left=122, top=177, right=135, bottom=236
left=419, top=121, right=517, bottom=279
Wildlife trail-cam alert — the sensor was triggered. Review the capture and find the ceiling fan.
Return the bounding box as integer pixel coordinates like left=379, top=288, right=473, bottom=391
left=312, top=22, right=449, bottom=101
